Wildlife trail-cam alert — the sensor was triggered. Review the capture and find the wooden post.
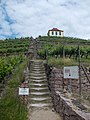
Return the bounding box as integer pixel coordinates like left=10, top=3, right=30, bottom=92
left=78, top=44, right=82, bottom=96
left=69, top=79, right=72, bottom=94
left=63, top=43, right=65, bottom=59
left=33, top=40, right=37, bottom=59
left=46, top=40, right=48, bottom=64
left=62, top=77, right=64, bottom=91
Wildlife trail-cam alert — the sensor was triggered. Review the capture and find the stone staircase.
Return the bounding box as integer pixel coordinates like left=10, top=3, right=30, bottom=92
left=29, top=60, right=52, bottom=108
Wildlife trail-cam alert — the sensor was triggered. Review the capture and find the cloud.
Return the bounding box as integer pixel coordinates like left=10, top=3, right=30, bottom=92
left=0, top=0, right=90, bottom=39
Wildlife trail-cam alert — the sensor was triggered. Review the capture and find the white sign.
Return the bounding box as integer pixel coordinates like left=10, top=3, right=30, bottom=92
left=19, top=88, right=29, bottom=95
left=64, top=66, right=79, bottom=79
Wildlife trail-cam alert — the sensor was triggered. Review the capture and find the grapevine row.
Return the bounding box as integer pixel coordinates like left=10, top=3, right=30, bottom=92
left=38, top=44, right=90, bottom=59
left=0, top=55, right=25, bottom=82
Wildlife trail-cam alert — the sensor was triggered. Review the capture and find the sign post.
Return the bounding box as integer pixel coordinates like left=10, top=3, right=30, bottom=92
left=63, top=66, right=79, bottom=94
left=19, top=88, right=29, bottom=95
left=64, top=66, right=79, bottom=79
left=19, top=86, right=29, bottom=104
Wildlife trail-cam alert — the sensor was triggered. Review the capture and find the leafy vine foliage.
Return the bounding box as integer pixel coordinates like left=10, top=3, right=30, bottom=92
left=0, top=55, right=25, bottom=82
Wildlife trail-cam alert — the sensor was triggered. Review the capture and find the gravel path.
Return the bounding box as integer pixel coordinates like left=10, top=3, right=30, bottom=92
left=29, top=108, right=62, bottom=120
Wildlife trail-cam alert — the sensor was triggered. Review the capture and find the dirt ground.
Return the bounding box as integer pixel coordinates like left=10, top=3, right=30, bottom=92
left=28, top=107, right=62, bottom=120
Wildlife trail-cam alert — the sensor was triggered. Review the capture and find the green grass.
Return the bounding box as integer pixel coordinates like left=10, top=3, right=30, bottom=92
left=47, top=56, right=90, bottom=68
left=81, top=56, right=90, bottom=65
left=0, top=59, right=28, bottom=120
left=48, top=57, right=78, bottom=68
left=38, top=36, right=90, bottom=43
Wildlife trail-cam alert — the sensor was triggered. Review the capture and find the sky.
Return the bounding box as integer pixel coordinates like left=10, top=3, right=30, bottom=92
left=0, top=0, right=90, bottom=40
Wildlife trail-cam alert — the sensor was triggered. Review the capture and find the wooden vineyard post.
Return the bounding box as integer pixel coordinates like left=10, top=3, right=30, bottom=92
left=62, top=76, right=65, bottom=92
left=46, top=40, right=48, bottom=64
left=78, top=44, right=82, bottom=96
left=69, top=79, right=72, bottom=94
left=63, top=44, right=65, bottom=59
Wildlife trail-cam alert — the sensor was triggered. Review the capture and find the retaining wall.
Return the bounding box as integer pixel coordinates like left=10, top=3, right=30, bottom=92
left=52, top=91, right=90, bottom=120
left=45, top=64, right=90, bottom=120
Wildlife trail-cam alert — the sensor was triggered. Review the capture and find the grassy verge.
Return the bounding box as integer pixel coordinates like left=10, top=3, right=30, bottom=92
left=48, top=57, right=78, bottom=68
left=0, top=59, right=28, bottom=120
left=48, top=57, right=90, bottom=68
left=81, top=56, right=90, bottom=66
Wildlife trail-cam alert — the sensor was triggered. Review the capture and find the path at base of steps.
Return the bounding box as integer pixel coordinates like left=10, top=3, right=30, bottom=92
left=28, top=108, right=62, bottom=120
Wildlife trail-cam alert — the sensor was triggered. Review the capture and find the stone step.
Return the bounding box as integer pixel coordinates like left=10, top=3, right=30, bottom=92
left=30, top=94, right=51, bottom=98
left=30, top=92, right=50, bottom=96
left=31, top=61, right=43, bottom=63
left=31, top=69, right=45, bottom=72
left=30, top=90, right=50, bottom=93
left=31, top=66, right=44, bottom=68
left=29, top=103, right=53, bottom=107
left=31, top=68, right=44, bottom=72
left=31, top=67, right=45, bottom=70
left=30, top=79, right=47, bottom=82
left=30, top=87, right=49, bottom=91
left=31, top=63, right=44, bottom=66
left=30, top=71, right=45, bottom=74
left=31, top=65, right=43, bottom=67
left=30, top=66, right=44, bottom=69
left=29, top=75, right=46, bottom=78
left=30, top=76, right=47, bottom=80
left=30, top=83, right=48, bottom=87
left=30, top=99, right=52, bottom=104
left=30, top=81, right=47, bottom=85
left=31, top=62, right=43, bottom=65
left=30, top=84, right=47, bottom=88
left=29, top=73, right=46, bottom=77
left=30, top=97, right=51, bottom=101
left=31, top=65, right=44, bottom=68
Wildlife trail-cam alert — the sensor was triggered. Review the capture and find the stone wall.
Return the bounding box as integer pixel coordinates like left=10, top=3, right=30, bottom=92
left=47, top=65, right=90, bottom=98
left=45, top=65, right=90, bottom=120
left=48, top=67, right=79, bottom=94
left=52, top=91, right=90, bottom=120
